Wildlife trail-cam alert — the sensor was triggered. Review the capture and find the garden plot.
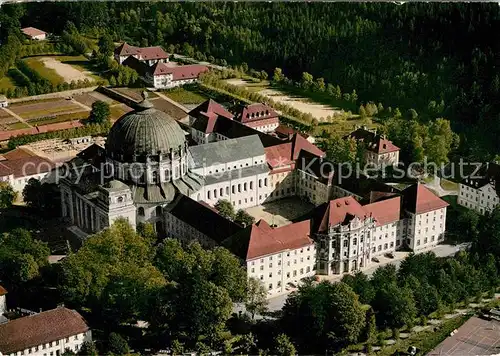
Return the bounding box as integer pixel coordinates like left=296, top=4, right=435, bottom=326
left=0, top=109, right=22, bottom=130
left=73, top=92, right=117, bottom=107
left=10, top=99, right=86, bottom=121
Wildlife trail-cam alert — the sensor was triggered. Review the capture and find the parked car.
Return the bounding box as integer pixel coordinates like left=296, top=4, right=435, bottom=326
left=372, top=257, right=380, bottom=263
left=385, top=252, right=395, bottom=259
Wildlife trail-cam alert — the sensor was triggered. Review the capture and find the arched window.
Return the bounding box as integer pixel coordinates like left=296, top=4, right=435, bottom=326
left=259, top=179, right=262, bottom=188
left=232, top=185, right=235, bottom=194
left=152, top=171, right=158, bottom=183
left=220, top=188, right=223, bottom=196
left=244, top=182, right=247, bottom=191
left=208, top=191, right=211, bottom=199
left=226, top=186, right=229, bottom=195
left=250, top=181, right=253, bottom=190
left=214, top=189, right=217, bottom=198
left=264, top=178, right=268, bottom=186
left=138, top=207, right=145, bottom=216
left=156, top=206, right=162, bottom=216
left=165, top=169, right=170, bottom=181
left=117, top=196, right=124, bottom=203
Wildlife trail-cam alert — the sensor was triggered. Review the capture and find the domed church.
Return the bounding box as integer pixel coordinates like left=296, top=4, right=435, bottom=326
left=59, top=92, right=273, bottom=237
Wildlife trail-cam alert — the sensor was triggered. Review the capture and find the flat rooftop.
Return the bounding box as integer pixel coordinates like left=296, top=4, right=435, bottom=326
left=428, top=316, right=500, bottom=356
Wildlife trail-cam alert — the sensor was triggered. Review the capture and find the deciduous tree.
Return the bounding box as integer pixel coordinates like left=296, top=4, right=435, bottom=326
left=0, top=182, right=16, bottom=208
left=245, top=277, right=268, bottom=319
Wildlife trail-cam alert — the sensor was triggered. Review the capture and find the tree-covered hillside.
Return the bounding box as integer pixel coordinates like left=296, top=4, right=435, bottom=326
left=3, top=2, right=500, bottom=156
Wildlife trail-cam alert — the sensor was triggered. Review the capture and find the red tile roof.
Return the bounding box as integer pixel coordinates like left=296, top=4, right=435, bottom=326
left=0, top=307, right=89, bottom=354
left=275, top=124, right=310, bottom=139
left=290, top=133, right=324, bottom=160
left=246, top=220, right=313, bottom=260
left=0, top=121, right=83, bottom=142
left=21, top=27, right=46, bottom=38
left=115, top=43, right=169, bottom=60
left=152, top=62, right=208, bottom=80
left=265, top=143, right=294, bottom=168
left=348, top=128, right=400, bottom=154
left=234, top=103, right=279, bottom=123
left=403, top=183, right=449, bottom=214
left=363, top=196, right=401, bottom=226
left=2, top=147, right=34, bottom=160
left=224, top=219, right=313, bottom=260
left=319, top=196, right=368, bottom=231
left=0, top=152, right=54, bottom=179
left=115, top=42, right=140, bottom=57
left=136, top=46, right=169, bottom=61
left=0, top=127, right=34, bottom=142
left=0, top=285, right=7, bottom=296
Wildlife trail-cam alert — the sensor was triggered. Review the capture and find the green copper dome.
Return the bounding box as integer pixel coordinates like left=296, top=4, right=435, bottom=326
left=106, top=93, right=186, bottom=158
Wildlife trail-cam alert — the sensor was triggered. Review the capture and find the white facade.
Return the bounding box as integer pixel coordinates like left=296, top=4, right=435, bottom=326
left=317, top=215, right=375, bottom=275
left=0, top=171, right=52, bottom=194
left=405, top=207, right=447, bottom=252
left=0, top=294, right=6, bottom=316
left=245, top=119, right=280, bottom=133
left=296, top=169, right=331, bottom=206
left=2, top=331, right=91, bottom=356
left=365, top=150, right=399, bottom=167
left=457, top=182, right=499, bottom=215
left=247, top=244, right=316, bottom=297
left=371, top=221, right=401, bottom=257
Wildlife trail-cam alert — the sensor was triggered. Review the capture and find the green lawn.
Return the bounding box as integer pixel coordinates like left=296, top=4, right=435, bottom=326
left=31, top=112, right=88, bottom=126
left=22, top=57, right=65, bottom=85
left=0, top=76, right=15, bottom=91
left=7, top=122, right=30, bottom=130
left=440, top=178, right=459, bottom=191
left=162, top=86, right=208, bottom=104
left=232, top=78, right=271, bottom=92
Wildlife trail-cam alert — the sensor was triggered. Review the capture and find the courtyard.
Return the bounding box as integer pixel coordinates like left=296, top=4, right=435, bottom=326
left=244, top=197, right=315, bottom=227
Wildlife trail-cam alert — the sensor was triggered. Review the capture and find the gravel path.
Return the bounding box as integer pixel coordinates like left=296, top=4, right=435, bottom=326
left=41, top=57, right=94, bottom=83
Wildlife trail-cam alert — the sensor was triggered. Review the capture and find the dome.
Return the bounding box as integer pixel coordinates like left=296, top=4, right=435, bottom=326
left=106, top=93, right=186, bottom=158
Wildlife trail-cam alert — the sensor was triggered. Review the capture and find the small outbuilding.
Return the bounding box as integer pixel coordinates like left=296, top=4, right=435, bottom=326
left=21, top=27, right=47, bottom=40
left=0, top=95, right=8, bottom=108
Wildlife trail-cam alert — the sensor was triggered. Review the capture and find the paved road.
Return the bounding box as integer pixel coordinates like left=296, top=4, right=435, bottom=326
left=172, top=54, right=226, bottom=71
left=424, top=175, right=458, bottom=197
left=263, top=243, right=469, bottom=313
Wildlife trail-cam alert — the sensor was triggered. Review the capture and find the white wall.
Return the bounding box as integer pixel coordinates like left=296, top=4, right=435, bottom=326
left=458, top=183, right=499, bottom=214
left=8, top=171, right=52, bottom=194
left=7, top=330, right=91, bottom=356
left=406, top=207, right=447, bottom=252
left=247, top=244, right=316, bottom=297
left=0, top=295, right=6, bottom=316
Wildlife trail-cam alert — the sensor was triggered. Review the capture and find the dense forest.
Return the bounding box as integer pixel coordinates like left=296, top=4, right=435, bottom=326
left=3, top=2, right=499, bottom=157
